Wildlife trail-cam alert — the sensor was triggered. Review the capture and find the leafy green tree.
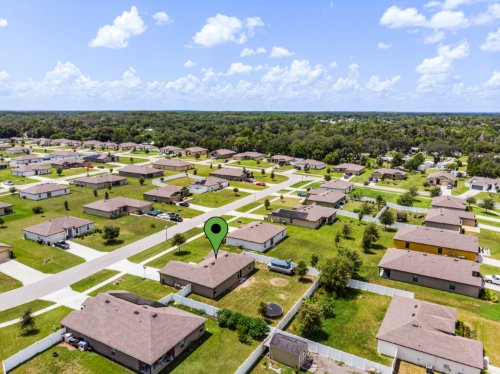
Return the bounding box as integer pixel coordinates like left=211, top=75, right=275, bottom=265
left=264, top=199, right=270, bottom=210
left=362, top=223, right=380, bottom=252
left=172, top=233, right=186, bottom=252
left=310, top=254, right=319, bottom=267
left=397, top=192, right=414, bottom=207
left=391, top=152, right=404, bottom=167
left=409, top=185, right=418, bottom=196
left=32, top=206, right=44, bottom=214
left=257, top=302, right=268, bottom=317
left=19, top=308, right=36, bottom=335
left=379, top=209, right=394, bottom=230
left=64, top=200, right=69, bottom=211
left=261, top=168, right=265, bottom=175
left=430, top=186, right=441, bottom=197
left=296, top=261, right=308, bottom=279
left=102, top=226, right=120, bottom=244
left=466, top=196, right=476, bottom=206
left=296, top=300, right=324, bottom=336
left=56, top=167, right=63, bottom=176
left=270, top=170, right=275, bottom=179
left=105, top=191, right=109, bottom=199
left=139, top=177, right=145, bottom=186
left=341, top=223, right=352, bottom=238
left=93, top=189, right=98, bottom=197
left=233, top=187, right=239, bottom=196
left=480, top=197, right=495, bottom=212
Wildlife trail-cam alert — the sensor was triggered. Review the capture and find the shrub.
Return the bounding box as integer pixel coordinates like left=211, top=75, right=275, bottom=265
left=32, top=206, right=44, bottom=214
left=217, top=308, right=269, bottom=341
left=480, top=288, right=499, bottom=303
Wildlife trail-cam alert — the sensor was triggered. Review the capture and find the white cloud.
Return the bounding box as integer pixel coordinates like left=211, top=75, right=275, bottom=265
left=424, top=30, right=445, bottom=43
left=269, top=46, right=295, bottom=58
left=329, top=61, right=338, bottom=69
left=183, top=60, right=197, bottom=68
left=377, top=42, right=392, bottom=49
left=473, top=3, right=500, bottom=25
left=0, top=71, right=9, bottom=80
left=192, top=14, right=264, bottom=47
left=153, top=11, right=173, bottom=25
left=227, top=62, right=254, bottom=75
left=262, top=60, right=325, bottom=85
left=240, top=47, right=266, bottom=57
left=442, top=0, right=472, bottom=10
left=485, top=71, right=500, bottom=87
left=481, top=27, right=500, bottom=52
left=428, top=10, right=469, bottom=28
left=424, top=1, right=441, bottom=8
left=89, top=6, right=146, bottom=48
left=0, top=18, right=7, bottom=27
left=333, top=63, right=359, bottom=91
left=366, top=75, right=401, bottom=92
left=380, top=5, right=469, bottom=29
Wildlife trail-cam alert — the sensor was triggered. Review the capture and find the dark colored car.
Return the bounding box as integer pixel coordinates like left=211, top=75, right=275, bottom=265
left=297, top=192, right=307, bottom=197
left=170, top=216, right=183, bottom=222
left=146, top=210, right=163, bottom=217
left=54, top=241, right=70, bottom=249
left=178, top=201, right=190, bottom=207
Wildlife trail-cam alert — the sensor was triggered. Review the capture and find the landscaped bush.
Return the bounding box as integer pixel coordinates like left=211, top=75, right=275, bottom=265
left=479, top=288, right=499, bottom=303
left=217, top=308, right=269, bottom=343
left=32, top=206, right=44, bottom=214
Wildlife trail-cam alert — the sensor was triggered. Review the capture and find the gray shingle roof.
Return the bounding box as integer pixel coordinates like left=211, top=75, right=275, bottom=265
left=226, top=221, right=285, bottom=244
left=431, top=196, right=467, bottom=211
left=21, top=183, right=68, bottom=195
left=270, top=333, right=307, bottom=355
left=24, top=216, right=93, bottom=236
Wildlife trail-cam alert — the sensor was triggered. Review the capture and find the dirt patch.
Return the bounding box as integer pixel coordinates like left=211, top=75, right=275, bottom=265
left=60, top=342, right=77, bottom=351
left=277, top=293, right=287, bottom=300
left=113, top=278, right=124, bottom=285
left=234, top=276, right=257, bottom=291
left=270, top=278, right=289, bottom=287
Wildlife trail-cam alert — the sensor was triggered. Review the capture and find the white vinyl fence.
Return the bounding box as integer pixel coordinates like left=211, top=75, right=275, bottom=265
left=242, top=251, right=319, bottom=277
left=176, top=283, right=192, bottom=297
left=275, top=280, right=319, bottom=330
left=386, top=202, right=428, bottom=213
left=158, top=293, right=220, bottom=317
left=2, top=328, right=66, bottom=373
left=347, top=279, right=414, bottom=298
left=234, top=342, right=268, bottom=374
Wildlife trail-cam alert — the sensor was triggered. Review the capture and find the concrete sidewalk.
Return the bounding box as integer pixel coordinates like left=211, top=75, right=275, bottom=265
left=67, top=241, right=105, bottom=261
left=0, top=260, right=49, bottom=285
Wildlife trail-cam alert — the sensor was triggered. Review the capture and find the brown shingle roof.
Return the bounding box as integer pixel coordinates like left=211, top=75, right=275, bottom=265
left=62, top=292, right=206, bottom=365
left=12, top=155, right=41, bottom=161
left=379, top=248, right=483, bottom=287
left=295, top=159, right=325, bottom=167
left=152, top=159, right=193, bottom=168
left=373, top=168, right=406, bottom=176
left=74, top=174, right=127, bottom=184
left=333, top=163, right=365, bottom=172
left=271, top=155, right=295, bottom=162
left=306, top=190, right=346, bottom=205
left=144, top=185, right=185, bottom=199
left=431, top=196, right=466, bottom=211
left=213, top=149, right=236, bottom=157
left=51, top=150, right=80, bottom=157
left=24, top=216, right=93, bottom=236
left=394, top=226, right=478, bottom=254
left=14, top=165, right=51, bottom=173
left=320, top=179, right=353, bottom=190
left=428, top=171, right=456, bottom=181
left=21, top=183, right=68, bottom=195
left=210, top=168, right=246, bottom=178
left=424, top=209, right=462, bottom=226
left=120, top=165, right=162, bottom=175
left=159, top=251, right=254, bottom=288
left=185, top=146, right=208, bottom=153
left=83, top=197, right=151, bottom=212
left=377, top=296, right=483, bottom=369
left=0, top=202, right=13, bottom=209
left=226, top=221, right=285, bottom=244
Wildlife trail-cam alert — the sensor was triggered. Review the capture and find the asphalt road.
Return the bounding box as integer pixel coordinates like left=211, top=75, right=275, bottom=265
left=0, top=173, right=305, bottom=311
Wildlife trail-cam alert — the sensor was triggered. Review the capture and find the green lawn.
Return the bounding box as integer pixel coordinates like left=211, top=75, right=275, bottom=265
left=478, top=219, right=500, bottom=229
left=374, top=172, right=429, bottom=192
left=471, top=205, right=500, bottom=216
left=0, top=306, right=72, bottom=360
left=0, top=300, right=54, bottom=324
left=287, top=288, right=393, bottom=365
left=354, top=187, right=432, bottom=208
left=290, top=180, right=313, bottom=189
left=253, top=172, right=288, bottom=184
left=10, top=344, right=132, bottom=374
left=187, top=164, right=213, bottom=177
left=43, top=168, right=102, bottom=179
left=0, top=271, right=22, bottom=293
left=117, top=156, right=149, bottom=164
left=451, top=178, right=469, bottom=196
left=128, top=227, right=203, bottom=264
left=0, top=168, right=38, bottom=185
left=388, top=208, right=425, bottom=226
left=467, top=228, right=500, bottom=260
left=475, top=192, right=500, bottom=204
left=251, top=197, right=302, bottom=216
left=188, top=189, right=250, bottom=208
left=229, top=159, right=272, bottom=168
left=190, top=264, right=315, bottom=322
left=70, top=269, right=120, bottom=292
left=228, top=180, right=267, bottom=191
left=89, top=274, right=175, bottom=300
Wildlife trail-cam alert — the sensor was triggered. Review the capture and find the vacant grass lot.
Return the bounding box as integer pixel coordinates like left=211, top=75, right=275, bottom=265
left=70, top=269, right=120, bottom=292
left=375, top=172, right=429, bottom=191
left=0, top=271, right=22, bottom=293
left=89, top=274, right=175, bottom=300
left=187, top=164, right=213, bottom=177
left=467, top=228, right=500, bottom=260
left=188, top=189, right=250, bottom=208
left=0, top=300, right=54, bottom=324
left=451, top=178, right=469, bottom=196
left=0, top=306, right=72, bottom=360
left=475, top=192, right=500, bottom=204
left=287, top=289, right=392, bottom=365
left=236, top=196, right=301, bottom=213
left=228, top=180, right=267, bottom=191
left=43, top=167, right=106, bottom=179
left=190, top=264, right=315, bottom=322
left=253, top=173, right=288, bottom=184
left=354, top=187, right=432, bottom=208
left=229, top=159, right=272, bottom=169
left=117, top=156, right=149, bottom=164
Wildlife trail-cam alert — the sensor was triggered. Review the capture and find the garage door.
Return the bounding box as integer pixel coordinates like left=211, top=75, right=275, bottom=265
left=472, top=185, right=483, bottom=190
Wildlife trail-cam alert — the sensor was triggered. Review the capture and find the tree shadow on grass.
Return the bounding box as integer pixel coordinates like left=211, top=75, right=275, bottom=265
left=104, top=239, right=124, bottom=246
left=174, top=250, right=191, bottom=257
left=19, top=328, right=40, bottom=337
left=159, top=331, right=213, bottom=373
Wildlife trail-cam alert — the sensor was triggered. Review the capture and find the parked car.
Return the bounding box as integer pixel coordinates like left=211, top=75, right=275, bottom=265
left=223, top=159, right=229, bottom=163
left=157, top=213, right=170, bottom=220
left=97, top=166, right=105, bottom=169
left=485, top=275, right=500, bottom=285
left=446, top=184, right=453, bottom=189
left=170, top=216, right=183, bottom=222
left=178, top=201, right=190, bottom=207
left=86, top=164, right=94, bottom=168
left=255, top=182, right=266, bottom=186
left=146, top=209, right=163, bottom=217
left=267, top=258, right=294, bottom=275
left=68, top=180, right=75, bottom=185
left=54, top=241, right=70, bottom=249
left=297, top=192, right=307, bottom=197
left=243, top=178, right=253, bottom=183
left=3, top=181, right=14, bottom=186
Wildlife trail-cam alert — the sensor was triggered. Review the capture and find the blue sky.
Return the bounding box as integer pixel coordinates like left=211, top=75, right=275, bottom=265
left=0, top=0, right=499, bottom=111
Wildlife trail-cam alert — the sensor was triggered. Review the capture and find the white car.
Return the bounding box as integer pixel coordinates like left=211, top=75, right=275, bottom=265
left=3, top=181, right=14, bottom=186
left=157, top=213, right=170, bottom=220
left=485, top=275, right=500, bottom=285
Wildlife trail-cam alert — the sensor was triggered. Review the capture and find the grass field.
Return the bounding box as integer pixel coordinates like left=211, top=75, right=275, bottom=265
left=190, top=264, right=315, bottom=322
left=375, top=172, right=429, bottom=191
left=70, top=269, right=120, bottom=292
left=117, top=156, right=149, bottom=164
left=253, top=172, right=288, bottom=184
left=89, top=274, right=175, bottom=300
left=188, top=189, right=250, bottom=208
left=0, top=271, right=22, bottom=293
left=0, top=300, right=54, bottom=324
left=229, top=159, right=272, bottom=169
left=451, top=178, right=469, bottom=196
left=286, top=288, right=393, bottom=365
left=0, top=306, right=72, bottom=360
left=43, top=168, right=105, bottom=179
left=466, top=228, right=500, bottom=260
left=228, top=180, right=267, bottom=191
left=0, top=168, right=38, bottom=185
left=353, top=187, right=432, bottom=208
left=475, top=192, right=500, bottom=204
left=236, top=196, right=301, bottom=213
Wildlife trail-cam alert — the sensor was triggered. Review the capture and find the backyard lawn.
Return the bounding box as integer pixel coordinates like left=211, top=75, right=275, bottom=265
left=0, top=272, right=22, bottom=293
left=236, top=196, right=301, bottom=213
left=451, top=178, right=469, bottom=196
left=117, top=156, right=149, bottom=164
left=286, top=288, right=393, bottom=365
left=89, top=274, right=175, bottom=300
left=190, top=263, right=315, bottom=322
left=70, top=269, right=120, bottom=292
left=188, top=189, right=250, bottom=208
left=466, top=228, right=500, bottom=260
left=228, top=180, right=267, bottom=191
left=353, top=187, right=432, bottom=208
left=253, top=172, right=288, bottom=184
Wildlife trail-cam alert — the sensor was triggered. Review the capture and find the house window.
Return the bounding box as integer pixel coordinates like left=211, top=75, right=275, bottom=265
left=199, top=327, right=204, bottom=333
left=111, top=349, right=116, bottom=356
left=412, top=274, right=418, bottom=282
left=405, top=242, right=410, bottom=249
left=180, top=341, right=185, bottom=349
left=449, top=282, right=456, bottom=290
left=438, top=247, right=443, bottom=254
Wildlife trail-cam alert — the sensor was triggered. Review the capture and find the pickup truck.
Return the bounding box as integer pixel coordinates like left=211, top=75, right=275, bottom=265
left=485, top=275, right=500, bottom=285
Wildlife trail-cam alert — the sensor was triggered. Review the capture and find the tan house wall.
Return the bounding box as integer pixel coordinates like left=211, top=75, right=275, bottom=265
left=0, top=248, right=11, bottom=262
left=269, top=346, right=306, bottom=369
left=424, top=221, right=461, bottom=232
left=0, top=206, right=13, bottom=216
left=428, top=176, right=456, bottom=186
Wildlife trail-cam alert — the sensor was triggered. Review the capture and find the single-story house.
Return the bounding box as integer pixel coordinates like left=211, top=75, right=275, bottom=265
left=0, top=202, right=13, bottom=216
left=24, top=216, right=94, bottom=245
left=233, top=151, right=265, bottom=161
left=210, top=149, right=236, bottom=159
left=9, top=155, right=43, bottom=166
left=226, top=221, right=286, bottom=252
left=417, top=160, right=435, bottom=171
left=0, top=243, right=12, bottom=263
left=424, top=208, right=477, bottom=231
left=104, top=142, right=119, bottom=150
left=427, top=171, right=456, bottom=186
left=294, top=159, right=325, bottom=170
left=319, top=179, right=354, bottom=193
left=83, top=197, right=152, bottom=218
left=393, top=226, right=479, bottom=262
left=159, top=146, right=184, bottom=154
left=5, top=146, right=30, bottom=155
left=270, top=155, right=295, bottom=165
left=371, top=169, right=407, bottom=180
left=62, top=291, right=206, bottom=374
left=465, top=176, right=499, bottom=192
left=84, top=153, right=119, bottom=164
left=268, top=204, right=336, bottom=229
left=152, top=159, right=194, bottom=172
left=50, top=158, right=89, bottom=169
left=19, top=183, right=70, bottom=201
left=377, top=296, right=484, bottom=374
left=269, top=333, right=308, bottom=370
left=184, top=146, right=208, bottom=156
left=431, top=195, right=467, bottom=211
left=304, top=189, right=346, bottom=208
left=209, top=168, right=253, bottom=181
left=333, top=163, right=365, bottom=175
left=50, top=150, right=82, bottom=160
left=159, top=251, right=255, bottom=299
left=119, top=142, right=141, bottom=151
left=11, top=164, right=51, bottom=177
left=83, top=140, right=104, bottom=148
left=119, top=165, right=164, bottom=179
left=379, top=248, right=483, bottom=298
left=0, top=144, right=10, bottom=151
left=189, top=177, right=228, bottom=194
left=143, top=145, right=159, bottom=152
left=143, top=185, right=188, bottom=203
left=74, top=175, right=128, bottom=189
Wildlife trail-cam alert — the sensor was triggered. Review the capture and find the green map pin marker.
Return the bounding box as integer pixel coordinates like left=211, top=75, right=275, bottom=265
left=204, top=216, right=228, bottom=259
